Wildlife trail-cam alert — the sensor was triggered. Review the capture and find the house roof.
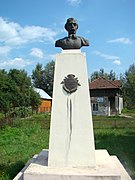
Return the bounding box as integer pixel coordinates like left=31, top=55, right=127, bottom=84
left=89, top=77, right=121, bottom=89
left=34, top=88, right=52, bottom=100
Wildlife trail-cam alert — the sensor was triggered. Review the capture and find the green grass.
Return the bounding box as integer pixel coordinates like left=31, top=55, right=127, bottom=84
left=0, top=113, right=135, bottom=179
left=0, top=113, right=50, bottom=180
left=122, top=108, right=135, bottom=118
left=0, top=113, right=3, bottom=120
left=93, top=115, right=135, bottom=129
left=95, top=128, right=135, bottom=179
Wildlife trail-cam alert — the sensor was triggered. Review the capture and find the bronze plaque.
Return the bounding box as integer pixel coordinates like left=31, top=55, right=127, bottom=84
left=61, top=74, right=81, bottom=94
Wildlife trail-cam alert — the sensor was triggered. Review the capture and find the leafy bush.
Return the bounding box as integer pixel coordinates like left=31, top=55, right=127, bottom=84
left=11, top=107, right=32, bottom=118
left=122, top=108, right=135, bottom=114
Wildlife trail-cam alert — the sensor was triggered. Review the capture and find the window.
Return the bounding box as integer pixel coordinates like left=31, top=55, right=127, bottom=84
left=97, top=97, right=104, bottom=103
left=93, top=103, right=98, bottom=111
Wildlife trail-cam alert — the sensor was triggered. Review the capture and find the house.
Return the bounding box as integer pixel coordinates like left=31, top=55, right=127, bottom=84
left=34, top=88, right=52, bottom=113
left=89, top=77, right=123, bottom=116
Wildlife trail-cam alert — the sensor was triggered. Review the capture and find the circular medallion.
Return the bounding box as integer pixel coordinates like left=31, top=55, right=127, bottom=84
left=61, top=74, right=81, bottom=94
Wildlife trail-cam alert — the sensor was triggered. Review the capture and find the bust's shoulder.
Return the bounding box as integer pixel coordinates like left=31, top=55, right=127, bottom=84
left=55, top=36, right=89, bottom=49
left=77, top=36, right=89, bottom=46
left=55, top=37, right=67, bottom=47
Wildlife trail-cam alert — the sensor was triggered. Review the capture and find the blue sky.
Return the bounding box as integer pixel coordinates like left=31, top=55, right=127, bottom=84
left=0, top=0, right=135, bottom=78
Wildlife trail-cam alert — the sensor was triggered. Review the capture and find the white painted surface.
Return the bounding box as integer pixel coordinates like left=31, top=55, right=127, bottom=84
left=48, top=50, right=95, bottom=167
left=119, top=97, right=123, bottom=114
left=115, top=96, right=123, bottom=114
left=21, top=149, right=131, bottom=180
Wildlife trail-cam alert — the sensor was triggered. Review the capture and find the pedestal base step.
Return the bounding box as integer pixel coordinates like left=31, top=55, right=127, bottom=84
left=13, top=149, right=131, bottom=180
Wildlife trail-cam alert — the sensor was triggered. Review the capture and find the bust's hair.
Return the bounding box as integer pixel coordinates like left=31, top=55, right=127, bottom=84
left=65, top=18, right=78, bottom=31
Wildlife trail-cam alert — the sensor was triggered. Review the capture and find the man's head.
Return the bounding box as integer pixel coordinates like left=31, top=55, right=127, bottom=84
left=65, top=18, right=78, bottom=35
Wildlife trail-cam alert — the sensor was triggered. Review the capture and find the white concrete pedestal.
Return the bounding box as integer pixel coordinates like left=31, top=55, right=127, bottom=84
left=48, top=50, right=95, bottom=167
left=13, top=50, right=132, bottom=179
left=13, top=149, right=131, bottom=180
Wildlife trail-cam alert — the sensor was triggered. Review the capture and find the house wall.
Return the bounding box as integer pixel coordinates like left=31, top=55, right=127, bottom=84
left=90, top=88, right=123, bottom=116
left=38, top=99, right=52, bottom=113
left=115, top=96, right=123, bottom=114
left=91, top=96, right=109, bottom=116
left=115, top=96, right=119, bottom=114
left=91, top=96, right=123, bottom=116
left=90, top=89, right=119, bottom=97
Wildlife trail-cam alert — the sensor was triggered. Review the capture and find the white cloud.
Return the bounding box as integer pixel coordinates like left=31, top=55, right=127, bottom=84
left=67, top=0, right=81, bottom=6
left=93, top=51, right=121, bottom=65
left=93, top=51, right=120, bottom=60
left=48, top=54, right=56, bottom=60
left=0, top=57, right=32, bottom=68
left=20, top=25, right=57, bottom=43
left=6, top=37, right=27, bottom=46
left=0, top=17, right=57, bottom=47
left=0, top=17, right=20, bottom=42
left=107, top=37, right=133, bottom=44
left=0, top=46, right=11, bottom=55
left=113, top=60, right=121, bottom=65
left=30, top=48, right=44, bottom=58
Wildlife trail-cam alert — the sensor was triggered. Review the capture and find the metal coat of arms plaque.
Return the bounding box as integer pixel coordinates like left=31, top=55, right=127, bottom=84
left=61, top=74, right=81, bottom=94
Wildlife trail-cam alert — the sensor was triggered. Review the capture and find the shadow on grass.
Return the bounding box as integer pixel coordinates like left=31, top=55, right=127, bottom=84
left=95, top=129, right=135, bottom=179
left=0, top=160, right=25, bottom=180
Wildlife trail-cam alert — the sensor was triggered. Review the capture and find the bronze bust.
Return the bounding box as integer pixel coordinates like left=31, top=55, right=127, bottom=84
left=55, top=18, right=89, bottom=50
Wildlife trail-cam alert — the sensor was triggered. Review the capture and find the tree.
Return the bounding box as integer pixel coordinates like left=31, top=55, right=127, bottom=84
left=99, top=68, right=106, bottom=77
left=0, top=70, right=16, bottom=117
left=29, top=88, right=41, bottom=113
left=90, top=68, right=116, bottom=81
left=122, top=64, right=135, bottom=109
left=32, top=60, right=55, bottom=97
left=90, top=71, right=99, bottom=82
left=0, top=69, right=41, bottom=119
left=108, top=70, right=116, bottom=81
left=31, top=63, right=44, bottom=89
left=8, top=69, right=32, bottom=107
left=43, top=60, right=55, bottom=97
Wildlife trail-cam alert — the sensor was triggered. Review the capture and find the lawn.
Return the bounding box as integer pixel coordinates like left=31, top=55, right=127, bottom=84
left=0, top=113, right=135, bottom=179
left=94, top=128, right=135, bottom=179
left=0, top=114, right=50, bottom=180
